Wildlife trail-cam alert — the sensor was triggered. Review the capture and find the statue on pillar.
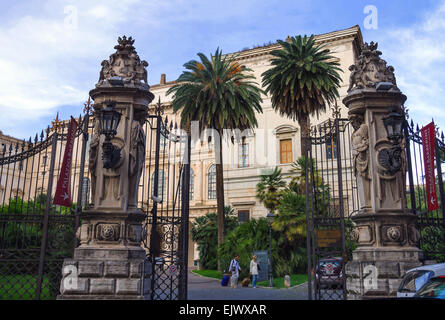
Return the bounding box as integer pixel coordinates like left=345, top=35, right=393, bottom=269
left=128, top=119, right=146, bottom=208
left=350, top=114, right=371, bottom=211
left=89, top=119, right=101, bottom=204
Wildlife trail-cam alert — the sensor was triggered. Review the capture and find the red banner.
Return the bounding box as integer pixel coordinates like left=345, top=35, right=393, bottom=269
left=53, top=117, right=78, bottom=207
left=421, top=122, right=439, bottom=212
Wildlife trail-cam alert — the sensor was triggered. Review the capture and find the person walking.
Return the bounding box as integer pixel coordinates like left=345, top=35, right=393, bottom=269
left=229, top=255, right=242, bottom=288
left=250, top=255, right=260, bottom=288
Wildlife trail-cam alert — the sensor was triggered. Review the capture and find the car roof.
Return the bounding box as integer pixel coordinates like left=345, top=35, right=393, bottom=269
left=406, top=263, right=445, bottom=275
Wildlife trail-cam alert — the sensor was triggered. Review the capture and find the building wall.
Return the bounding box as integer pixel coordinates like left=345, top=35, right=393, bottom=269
left=147, top=26, right=363, bottom=267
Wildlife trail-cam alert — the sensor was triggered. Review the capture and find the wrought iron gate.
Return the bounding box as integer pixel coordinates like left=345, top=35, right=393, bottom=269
left=307, top=112, right=445, bottom=300
left=0, top=100, right=191, bottom=300
left=404, top=117, right=445, bottom=263
left=0, top=114, right=90, bottom=300
left=306, top=117, right=359, bottom=300
left=140, top=102, right=191, bottom=300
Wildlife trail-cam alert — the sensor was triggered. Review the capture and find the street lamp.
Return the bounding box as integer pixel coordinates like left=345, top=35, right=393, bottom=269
left=378, top=110, right=404, bottom=175
left=99, top=101, right=122, bottom=169
left=382, top=110, right=404, bottom=144
left=266, top=211, right=275, bottom=287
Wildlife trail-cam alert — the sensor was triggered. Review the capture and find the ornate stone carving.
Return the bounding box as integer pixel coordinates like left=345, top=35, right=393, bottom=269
left=376, top=136, right=406, bottom=205
left=97, top=36, right=150, bottom=89
left=381, top=225, right=405, bottom=245
left=408, top=224, right=420, bottom=245
left=347, top=42, right=399, bottom=92
left=97, top=223, right=120, bottom=242
left=350, top=114, right=371, bottom=210
left=101, top=137, right=125, bottom=202
left=356, top=225, right=375, bottom=245
left=128, top=119, right=146, bottom=208
left=386, top=226, right=402, bottom=242
left=377, top=147, right=402, bottom=176
left=350, top=228, right=360, bottom=242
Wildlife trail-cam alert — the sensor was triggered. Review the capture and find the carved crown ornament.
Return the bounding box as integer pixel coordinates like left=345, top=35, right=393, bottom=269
left=97, top=36, right=150, bottom=90
left=347, top=42, right=399, bottom=93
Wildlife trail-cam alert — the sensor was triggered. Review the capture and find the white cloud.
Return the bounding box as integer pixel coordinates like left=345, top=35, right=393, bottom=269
left=381, top=1, right=445, bottom=129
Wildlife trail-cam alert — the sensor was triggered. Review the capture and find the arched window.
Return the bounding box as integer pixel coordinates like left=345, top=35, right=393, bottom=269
left=151, top=170, right=166, bottom=200
left=208, top=165, right=216, bottom=200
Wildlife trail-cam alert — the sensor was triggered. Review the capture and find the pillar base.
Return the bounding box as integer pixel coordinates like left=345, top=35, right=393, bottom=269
left=57, top=247, right=151, bottom=300
left=346, top=257, right=421, bottom=300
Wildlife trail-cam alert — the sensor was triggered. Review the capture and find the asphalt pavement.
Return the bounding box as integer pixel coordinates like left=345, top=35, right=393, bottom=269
left=187, top=271, right=309, bottom=300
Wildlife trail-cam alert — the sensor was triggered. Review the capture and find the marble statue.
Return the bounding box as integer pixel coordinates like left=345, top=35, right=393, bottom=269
left=350, top=114, right=371, bottom=210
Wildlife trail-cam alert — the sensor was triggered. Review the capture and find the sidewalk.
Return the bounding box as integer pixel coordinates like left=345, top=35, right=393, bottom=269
left=187, top=271, right=309, bottom=300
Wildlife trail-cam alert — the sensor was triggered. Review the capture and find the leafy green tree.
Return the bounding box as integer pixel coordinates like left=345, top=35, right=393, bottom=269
left=274, top=189, right=306, bottom=243
left=191, top=206, right=238, bottom=270
left=167, top=49, right=263, bottom=260
left=288, top=157, right=322, bottom=194
left=256, top=167, right=286, bottom=212
left=261, top=35, right=342, bottom=157
left=218, top=217, right=307, bottom=279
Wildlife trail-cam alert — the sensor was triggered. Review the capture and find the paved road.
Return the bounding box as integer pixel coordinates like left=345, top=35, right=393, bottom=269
left=187, top=272, right=309, bottom=300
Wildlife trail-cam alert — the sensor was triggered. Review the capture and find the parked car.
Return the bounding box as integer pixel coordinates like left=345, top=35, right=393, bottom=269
left=315, top=257, right=343, bottom=289
left=414, top=276, right=445, bottom=299
left=397, top=263, right=445, bottom=298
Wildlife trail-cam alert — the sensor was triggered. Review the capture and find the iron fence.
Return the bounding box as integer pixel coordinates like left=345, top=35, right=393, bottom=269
left=0, top=114, right=91, bottom=300
left=306, top=117, right=359, bottom=300
left=404, top=118, right=445, bottom=262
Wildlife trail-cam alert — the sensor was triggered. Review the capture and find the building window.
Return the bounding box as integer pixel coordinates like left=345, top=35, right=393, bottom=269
left=189, top=168, right=194, bottom=200
left=238, top=210, right=250, bottom=223
left=238, top=137, right=249, bottom=168
left=42, top=155, right=48, bottom=167
left=151, top=170, right=166, bottom=200
left=208, top=164, right=216, bottom=200
left=326, top=134, right=337, bottom=160
left=280, top=139, right=293, bottom=164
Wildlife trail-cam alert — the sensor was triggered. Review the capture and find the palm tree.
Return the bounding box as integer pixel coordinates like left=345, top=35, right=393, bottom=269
left=256, top=167, right=286, bottom=213
left=289, top=156, right=322, bottom=194
left=167, top=49, right=263, bottom=263
left=261, top=35, right=342, bottom=157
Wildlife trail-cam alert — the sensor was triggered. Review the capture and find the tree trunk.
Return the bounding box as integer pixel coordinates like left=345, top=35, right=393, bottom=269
left=215, top=130, right=226, bottom=271
left=299, top=113, right=311, bottom=159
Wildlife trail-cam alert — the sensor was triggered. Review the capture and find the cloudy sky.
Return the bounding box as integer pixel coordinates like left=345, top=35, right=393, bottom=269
left=1, top=0, right=444, bottom=139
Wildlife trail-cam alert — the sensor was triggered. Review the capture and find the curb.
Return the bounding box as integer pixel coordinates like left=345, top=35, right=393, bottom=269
left=190, top=271, right=223, bottom=282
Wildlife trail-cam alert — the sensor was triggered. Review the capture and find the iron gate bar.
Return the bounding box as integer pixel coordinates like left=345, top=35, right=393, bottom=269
left=149, top=114, right=162, bottom=300
left=179, top=134, right=191, bottom=300
left=74, top=113, right=90, bottom=247
left=334, top=118, right=347, bottom=300
left=435, top=138, right=445, bottom=224
left=35, top=132, right=57, bottom=300
left=305, top=146, right=312, bottom=300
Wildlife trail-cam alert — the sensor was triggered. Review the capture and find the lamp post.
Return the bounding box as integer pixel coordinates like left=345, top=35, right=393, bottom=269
left=266, top=211, right=274, bottom=287
left=99, top=101, right=122, bottom=169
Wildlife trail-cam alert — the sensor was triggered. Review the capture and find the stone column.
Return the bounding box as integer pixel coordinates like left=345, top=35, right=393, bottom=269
left=343, top=42, right=422, bottom=299
left=58, top=36, right=154, bottom=299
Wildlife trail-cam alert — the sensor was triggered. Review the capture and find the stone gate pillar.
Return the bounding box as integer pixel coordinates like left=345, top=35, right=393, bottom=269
left=58, top=36, right=154, bottom=299
left=343, top=42, right=422, bottom=299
